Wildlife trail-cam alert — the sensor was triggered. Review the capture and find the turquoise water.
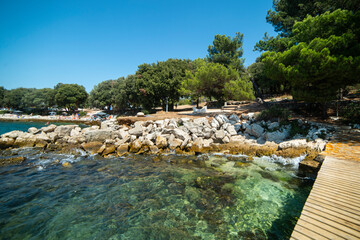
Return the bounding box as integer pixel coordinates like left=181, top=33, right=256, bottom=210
left=0, top=149, right=313, bottom=240
left=0, top=121, right=88, bottom=135
left=0, top=121, right=48, bottom=135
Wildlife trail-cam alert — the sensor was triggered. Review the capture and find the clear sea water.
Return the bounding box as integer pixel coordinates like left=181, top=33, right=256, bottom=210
left=0, top=122, right=313, bottom=240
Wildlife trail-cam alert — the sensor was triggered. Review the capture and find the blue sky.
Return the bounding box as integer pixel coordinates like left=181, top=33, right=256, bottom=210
left=0, top=0, right=276, bottom=92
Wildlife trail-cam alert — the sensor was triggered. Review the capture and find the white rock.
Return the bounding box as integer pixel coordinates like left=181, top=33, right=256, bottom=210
left=279, top=139, right=308, bottom=149
left=226, top=125, right=237, bottom=136
left=128, top=124, right=143, bottom=137
left=136, top=112, right=145, bottom=117
left=28, top=127, right=39, bottom=134
left=264, top=130, right=289, bottom=143
left=211, top=118, right=220, bottom=129
left=54, top=125, right=78, bottom=137
left=41, top=124, right=57, bottom=133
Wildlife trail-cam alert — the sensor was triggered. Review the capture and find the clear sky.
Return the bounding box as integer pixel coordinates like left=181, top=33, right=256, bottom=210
left=0, top=0, right=276, bottom=92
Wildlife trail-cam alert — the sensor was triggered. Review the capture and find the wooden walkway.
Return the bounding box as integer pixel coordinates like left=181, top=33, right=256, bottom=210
left=291, top=156, right=360, bottom=239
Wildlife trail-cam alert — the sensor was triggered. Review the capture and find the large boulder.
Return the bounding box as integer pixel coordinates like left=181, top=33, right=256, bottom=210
left=14, top=132, right=36, bottom=147
left=128, top=124, right=143, bottom=137
left=117, top=143, right=129, bottom=156
left=2, top=130, right=24, bottom=139
left=249, top=123, right=264, bottom=138
left=41, top=124, right=57, bottom=133
left=229, top=114, right=240, bottom=123
left=264, top=130, right=289, bottom=143
left=82, top=141, right=104, bottom=154
left=172, top=128, right=190, bottom=141
left=0, top=137, right=15, bottom=149
left=225, top=125, right=237, bottom=136
left=129, top=139, right=142, bottom=153
left=155, top=135, right=168, bottom=149
left=279, top=139, right=308, bottom=149
left=214, top=129, right=226, bottom=142
left=215, top=114, right=229, bottom=125
left=85, top=130, right=113, bottom=142
left=54, top=125, right=78, bottom=137
left=169, top=138, right=182, bottom=150
left=211, top=118, right=220, bottom=129
left=28, top=127, right=40, bottom=134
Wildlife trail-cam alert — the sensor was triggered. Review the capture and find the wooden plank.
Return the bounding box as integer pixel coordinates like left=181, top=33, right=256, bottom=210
left=304, top=204, right=360, bottom=229
left=300, top=213, right=358, bottom=239
left=294, top=216, right=347, bottom=239
left=306, top=198, right=360, bottom=221
left=294, top=218, right=344, bottom=239
left=311, top=184, right=360, bottom=199
left=291, top=224, right=330, bottom=240
left=291, top=229, right=316, bottom=240
left=292, top=156, right=360, bottom=239
left=302, top=209, right=360, bottom=237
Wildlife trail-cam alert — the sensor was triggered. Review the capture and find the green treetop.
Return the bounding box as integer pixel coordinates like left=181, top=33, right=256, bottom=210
left=207, top=32, right=245, bottom=71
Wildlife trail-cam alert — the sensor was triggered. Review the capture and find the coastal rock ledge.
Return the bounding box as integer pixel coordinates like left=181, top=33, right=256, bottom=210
left=0, top=114, right=331, bottom=175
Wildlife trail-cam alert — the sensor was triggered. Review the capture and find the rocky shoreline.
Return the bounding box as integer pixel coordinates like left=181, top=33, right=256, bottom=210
left=0, top=113, right=333, bottom=177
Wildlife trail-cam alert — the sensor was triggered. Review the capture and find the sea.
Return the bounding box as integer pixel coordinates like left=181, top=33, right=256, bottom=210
left=0, top=121, right=313, bottom=239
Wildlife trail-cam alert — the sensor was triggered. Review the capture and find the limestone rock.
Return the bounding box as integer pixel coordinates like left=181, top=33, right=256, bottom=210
left=226, top=125, right=237, bottom=136
left=279, top=139, right=308, bottom=149
left=128, top=124, right=143, bottom=137
left=2, top=130, right=24, bottom=139
left=129, top=139, right=142, bottom=153
left=229, top=114, right=240, bottom=123
left=211, top=118, right=220, bottom=129
left=103, top=145, right=116, bottom=155
left=214, top=129, right=226, bottom=142
left=28, top=127, right=39, bottom=134
left=264, top=130, right=289, bottom=143
left=249, top=123, right=264, bottom=138
left=85, top=130, right=113, bottom=142
left=169, top=138, right=182, bottom=150
left=41, top=124, right=57, bottom=133
left=81, top=142, right=104, bottom=154
left=14, top=132, right=36, bottom=147
left=0, top=137, right=15, bottom=149
left=54, top=125, right=78, bottom=137
left=156, top=135, right=168, bottom=148
left=191, top=138, right=204, bottom=153
left=117, top=143, right=129, bottom=156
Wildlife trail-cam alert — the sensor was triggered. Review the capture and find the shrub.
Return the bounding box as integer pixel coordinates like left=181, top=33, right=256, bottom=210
left=79, top=111, right=87, bottom=117
left=256, top=106, right=291, bottom=122
left=342, top=102, right=360, bottom=124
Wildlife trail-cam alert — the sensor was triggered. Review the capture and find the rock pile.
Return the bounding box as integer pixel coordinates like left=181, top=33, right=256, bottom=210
left=0, top=113, right=331, bottom=159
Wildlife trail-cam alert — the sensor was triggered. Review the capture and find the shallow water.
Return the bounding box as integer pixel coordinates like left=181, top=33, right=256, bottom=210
left=0, top=121, right=88, bottom=135
left=0, top=150, right=313, bottom=240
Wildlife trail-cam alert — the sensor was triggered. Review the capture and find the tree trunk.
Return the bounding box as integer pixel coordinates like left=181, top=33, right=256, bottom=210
left=196, top=98, right=199, bottom=108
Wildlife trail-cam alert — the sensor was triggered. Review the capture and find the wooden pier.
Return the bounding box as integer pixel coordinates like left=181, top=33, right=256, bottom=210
left=291, top=156, right=360, bottom=239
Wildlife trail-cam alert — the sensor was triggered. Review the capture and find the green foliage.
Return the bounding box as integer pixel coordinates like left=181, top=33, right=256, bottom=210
left=256, top=106, right=291, bottom=122
left=266, top=0, right=360, bottom=36
left=289, top=121, right=310, bottom=138
left=254, top=33, right=291, bottom=52
left=177, top=98, right=192, bottom=105
left=0, top=86, right=7, bottom=107
left=224, top=77, right=255, bottom=101
left=262, top=10, right=360, bottom=104
left=136, top=59, right=193, bottom=111
left=54, top=84, right=88, bottom=110
left=3, top=88, right=32, bottom=109
left=0, top=110, right=10, bottom=114
left=207, top=32, right=245, bottom=71
left=342, top=102, right=360, bottom=124
left=79, top=111, right=87, bottom=117
left=89, top=79, right=119, bottom=109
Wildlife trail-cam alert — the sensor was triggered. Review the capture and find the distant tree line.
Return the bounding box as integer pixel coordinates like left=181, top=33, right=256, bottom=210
left=0, top=84, right=88, bottom=113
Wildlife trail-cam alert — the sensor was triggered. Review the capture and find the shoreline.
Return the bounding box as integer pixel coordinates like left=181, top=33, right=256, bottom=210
left=0, top=113, right=332, bottom=178
left=0, top=115, right=99, bottom=126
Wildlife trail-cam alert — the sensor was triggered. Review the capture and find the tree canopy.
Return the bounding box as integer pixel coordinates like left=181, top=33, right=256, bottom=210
left=266, top=0, right=360, bottom=36
left=54, top=84, right=88, bottom=111
left=89, top=80, right=119, bottom=110
left=262, top=10, right=360, bottom=104
left=207, top=32, right=245, bottom=71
